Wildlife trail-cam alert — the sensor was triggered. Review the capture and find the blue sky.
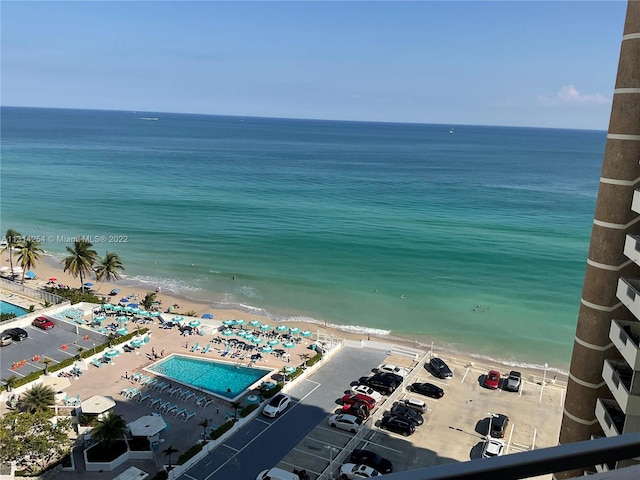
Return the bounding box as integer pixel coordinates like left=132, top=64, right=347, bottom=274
left=1, top=1, right=628, bottom=129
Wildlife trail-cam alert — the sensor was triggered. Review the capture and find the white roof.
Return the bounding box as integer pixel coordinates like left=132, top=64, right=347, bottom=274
left=112, top=466, right=148, bottom=480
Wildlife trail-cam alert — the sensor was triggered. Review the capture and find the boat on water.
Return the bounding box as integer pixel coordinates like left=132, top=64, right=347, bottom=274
left=139, top=117, right=159, bottom=121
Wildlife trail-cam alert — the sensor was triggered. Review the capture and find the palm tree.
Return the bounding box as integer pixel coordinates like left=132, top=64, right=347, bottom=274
left=141, top=292, right=157, bottom=310
left=229, top=400, right=242, bottom=421
left=62, top=240, right=97, bottom=292
left=40, top=358, right=52, bottom=375
left=91, top=412, right=127, bottom=447
left=2, top=375, right=19, bottom=392
left=301, top=353, right=311, bottom=369
left=2, top=228, right=22, bottom=275
left=19, top=384, right=55, bottom=414
left=75, top=345, right=85, bottom=360
left=198, top=418, right=210, bottom=441
left=16, top=238, right=43, bottom=284
left=94, top=251, right=125, bottom=283
left=163, top=445, right=179, bottom=470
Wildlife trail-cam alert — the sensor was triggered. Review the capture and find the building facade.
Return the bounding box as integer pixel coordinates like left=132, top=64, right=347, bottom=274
left=558, top=1, right=640, bottom=477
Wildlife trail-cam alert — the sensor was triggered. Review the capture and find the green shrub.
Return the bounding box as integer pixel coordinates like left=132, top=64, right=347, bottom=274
left=239, top=403, right=259, bottom=418
left=306, top=352, right=323, bottom=367
left=0, top=312, right=17, bottom=322
left=209, top=420, right=235, bottom=440
left=262, top=383, right=284, bottom=399
left=176, top=443, right=203, bottom=465
left=44, top=287, right=101, bottom=304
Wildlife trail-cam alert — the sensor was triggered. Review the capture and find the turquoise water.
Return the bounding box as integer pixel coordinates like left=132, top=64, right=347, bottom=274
left=146, top=354, right=272, bottom=399
left=0, top=107, right=605, bottom=370
left=0, top=300, right=28, bottom=317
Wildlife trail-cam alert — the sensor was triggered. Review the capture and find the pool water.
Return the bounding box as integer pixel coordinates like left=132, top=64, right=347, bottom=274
left=146, top=354, right=273, bottom=400
left=0, top=300, right=28, bottom=317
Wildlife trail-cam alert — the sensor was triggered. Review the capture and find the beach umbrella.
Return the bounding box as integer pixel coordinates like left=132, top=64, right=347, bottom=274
left=48, top=277, right=58, bottom=282
left=173, top=316, right=185, bottom=323
left=234, top=319, right=245, bottom=326
left=259, top=324, right=272, bottom=331
left=221, top=329, right=234, bottom=336
left=25, top=271, right=36, bottom=279
left=131, top=308, right=141, bottom=314
left=149, top=311, right=161, bottom=317
left=202, top=313, right=214, bottom=319
left=260, top=346, right=273, bottom=353
left=93, top=315, right=107, bottom=324
left=116, top=328, right=128, bottom=336
left=102, top=303, right=114, bottom=310
left=130, top=338, right=144, bottom=347
left=127, top=303, right=139, bottom=308
left=283, top=342, right=296, bottom=349
left=84, top=282, right=94, bottom=288
left=235, top=330, right=247, bottom=337
left=123, top=306, right=133, bottom=313
left=138, top=310, right=149, bottom=317
left=249, top=320, right=261, bottom=327
left=243, top=334, right=255, bottom=342
left=109, top=288, right=120, bottom=295
left=116, top=315, right=128, bottom=322
left=275, top=325, right=288, bottom=332
left=105, top=349, right=120, bottom=358
left=300, top=330, right=312, bottom=337
left=284, top=366, right=296, bottom=374
left=119, top=298, right=129, bottom=303
left=251, top=336, right=263, bottom=345
left=289, top=327, right=300, bottom=335
left=267, top=339, right=280, bottom=346
left=222, top=319, right=236, bottom=326
left=189, top=319, right=201, bottom=328
left=112, top=305, right=123, bottom=312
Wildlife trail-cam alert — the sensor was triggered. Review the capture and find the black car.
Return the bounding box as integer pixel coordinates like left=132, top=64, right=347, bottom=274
left=359, top=374, right=400, bottom=395
left=379, top=415, right=415, bottom=436
left=349, top=449, right=393, bottom=474
left=408, top=382, right=444, bottom=399
left=426, top=357, right=453, bottom=379
left=378, top=371, right=404, bottom=384
left=389, top=404, right=424, bottom=425
left=4, top=327, right=28, bottom=341
left=489, top=413, right=510, bottom=438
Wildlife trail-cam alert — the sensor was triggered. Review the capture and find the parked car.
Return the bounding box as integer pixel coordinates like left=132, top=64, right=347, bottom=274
left=262, top=393, right=291, bottom=418
left=394, top=397, right=427, bottom=414
left=426, top=357, right=453, bottom=379
left=348, top=384, right=383, bottom=402
left=339, top=463, right=381, bottom=479
left=408, top=382, right=444, bottom=399
left=32, top=316, right=54, bottom=330
left=4, top=327, right=28, bottom=341
left=0, top=333, right=13, bottom=346
left=349, top=449, right=393, bottom=474
left=484, top=370, right=501, bottom=389
left=342, top=393, right=376, bottom=410
left=342, top=402, right=370, bottom=420
left=489, top=413, right=509, bottom=438
left=378, top=363, right=408, bottom=378
left=377, top=371, right=404, bottom=384
left=504, top=370, right=522, bottom=392
left=256, top=467, right=304, bottom=480
left=379, top=415, right=415, bottom=436
left=388, top=404, right=424, bottom=425
left=482, top=437, right=505, bottom=458
left=359, top=374, right=400, bottom=395
left=328, top=413, right=363, bottom=433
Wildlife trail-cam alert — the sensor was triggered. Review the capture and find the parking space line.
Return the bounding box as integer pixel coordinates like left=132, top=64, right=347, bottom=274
left=505, top=422, right=515, bottom=452
left=461, top=367, right=470, bottom=383
left=278, top=459, right=321, bottom=476
left=532, top=428, right=537, bottom=449
left=357, top=438, right=403, bottom=454
left=222, top=444, right=239, bottom=452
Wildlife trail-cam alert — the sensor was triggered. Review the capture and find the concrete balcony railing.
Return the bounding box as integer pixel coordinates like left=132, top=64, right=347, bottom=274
left=624, top=234, right=640, bottom=267
left=617, top=278, right=640, bottom=321
left=596, top=397, right=625, bottom=437
left=632, top=189, right=640, bottom=215
left=602, top=359, right=640, bottom=416
left=610, top=320, right=640, bottom=371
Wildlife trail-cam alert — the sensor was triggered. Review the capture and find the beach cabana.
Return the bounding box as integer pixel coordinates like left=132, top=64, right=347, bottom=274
left=80, top=395, right=116, bottom=416
left=128, top=414, right=167, bottom=439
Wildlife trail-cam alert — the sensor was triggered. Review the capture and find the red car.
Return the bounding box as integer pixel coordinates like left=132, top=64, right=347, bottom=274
left=341, top=402, right=371, bottom=420
left=32, top=316, right=54, bottom=330
left=484, top=370, right=501, bottom=389
left=341, top=393, right=376, bottom=410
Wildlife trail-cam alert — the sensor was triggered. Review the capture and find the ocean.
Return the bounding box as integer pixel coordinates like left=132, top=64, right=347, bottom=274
left=0, top=106, right=605, bottom=370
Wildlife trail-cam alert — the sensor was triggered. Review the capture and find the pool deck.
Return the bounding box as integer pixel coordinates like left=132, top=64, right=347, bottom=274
left=1, top=315, right=322, bottom=479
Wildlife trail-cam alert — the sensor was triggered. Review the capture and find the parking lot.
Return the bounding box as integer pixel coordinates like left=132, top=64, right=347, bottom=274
left=264, top=349, right=564, bottom=479
left=1, top=317, right=107, bottom=378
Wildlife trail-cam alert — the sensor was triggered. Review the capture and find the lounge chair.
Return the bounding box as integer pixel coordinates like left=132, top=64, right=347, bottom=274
left=182, top=391, right=195, bottom=402
left=156, top=383, right=168, bottom=392
left=120, top=387, right=134, bottom=396
left=172, top=407, right=186, bottom=418
left=203, top=398, right=214, bottom=408
left=137, top=375, right=150, bottom=384
left=128, top=389, right=140, bottom=399
left=137, top=393, right=150, bottom=404
left=201, top=343, right=211, bottom=354
left=153, top=381, right=167, bottom=391
left=145, top=378, right=158, bottom=387
left=147, top=397, right=161, bottom=408
left=169, top=387, right=182, bottom=398
left=92, top=358, right=103, bottom=368
left=179, top=390, right=193, bottom=401
left=162, top=403, right=177, bottom=414
left=156, top=400, right=170, bottom=411
left=182, top=411, right=196, bottom=422
left=194, top=395, right=205, bottom=406
left=190, top=342, right=200, bottom=352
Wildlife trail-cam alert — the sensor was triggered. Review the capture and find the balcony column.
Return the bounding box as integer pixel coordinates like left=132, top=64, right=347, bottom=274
left=557, top=1, right=640, bottom=478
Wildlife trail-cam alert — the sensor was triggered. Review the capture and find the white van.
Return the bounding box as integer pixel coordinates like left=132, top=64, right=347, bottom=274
left=255, top=467, right=301, bottom=480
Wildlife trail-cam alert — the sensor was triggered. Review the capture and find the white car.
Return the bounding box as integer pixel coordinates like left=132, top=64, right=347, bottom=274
left=482, top=437, right=505, bottom=458
left=348, top=384, right=383, bottom=402
left=378, top=363, right=408, bottom=378
left=327, top=413, right=363, bottom=433
left=339, top=463, right=381, bottom=479
left=262, top=393, right=291, bottom=418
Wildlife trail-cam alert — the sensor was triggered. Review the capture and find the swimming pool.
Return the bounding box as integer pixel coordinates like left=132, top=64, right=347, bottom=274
left=146, top=355, right=273, bottom=401
left=0, top=300, right=28, bottom=317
